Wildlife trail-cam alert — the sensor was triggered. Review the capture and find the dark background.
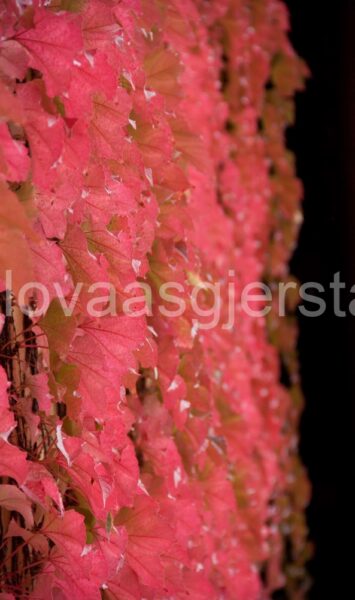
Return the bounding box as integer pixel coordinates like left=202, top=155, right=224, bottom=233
left=285, top=1, right=354, bottom=598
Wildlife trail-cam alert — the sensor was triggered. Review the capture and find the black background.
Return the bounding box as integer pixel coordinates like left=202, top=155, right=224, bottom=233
left=285, top=1, right=354, bottom=598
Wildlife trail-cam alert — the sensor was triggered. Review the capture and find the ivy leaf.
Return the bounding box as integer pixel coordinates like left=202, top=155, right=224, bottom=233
left=59, top=223, right=108, bottom=289
left=0, top=181, right=34, bottom=239
left=0, top=81, right=24, bottom=123
left=38, top=547, right=102, bottom=600
left=41, top=509, right=86, bottom=556
left=64, top=51, right=117, bottom=119
left=105, top=564, right=141, bottom=600
left=170, top=117, right=209, bottom=171
left=39, top=298, right=77, bottom=357
left=0, top=39, right=29, bottom=82
left=90, top=90, right=131, bottom=160
left=0, top=484, right=34, bottom=528
left=5, top=519, right=49, bottom=555
left=0, top=123, right=30, bottom=182
left=0, top=440, right=29, bottom=485
left=144, top=48, right=182, bottom=99
left=0, top=178, right=36, bottom=298
left=83, top=167, right=137, bottom=224
left=15, top=8, right=83, bottom=97
left=0, top=228, right=33, bottom=296
left=115, top=496, right=173, bottom=589
left=81, top=314, right=145, bottom=362
left=133, top=119, right=173, bottom=169
left=16, top=81, right=65, bottom=191
left=82, top=0, right=122, bottom=50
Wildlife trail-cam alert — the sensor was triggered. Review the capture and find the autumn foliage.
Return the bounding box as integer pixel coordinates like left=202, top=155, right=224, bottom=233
left=0, top=1, right=311, bottom=598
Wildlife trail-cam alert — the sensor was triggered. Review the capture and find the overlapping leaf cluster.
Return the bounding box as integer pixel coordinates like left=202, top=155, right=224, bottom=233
left=0, top=1, right=311, bottom=598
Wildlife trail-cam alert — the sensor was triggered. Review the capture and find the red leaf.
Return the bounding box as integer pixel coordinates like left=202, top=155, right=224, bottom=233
left=83, top=167, right=137, bottom=223
left=80, top=315, right=146, bottom=372
left=22, top=462, right=63, bottom=514
left=16, top=81, right=65, bottom=191
left=42, top=509, right=86, bottom=557
left=39, top=298, right=77, bottom=357
left=64, top=51, right=118, bottom=119
left=116, top=496, right=173, bottom=589
left=15, top=8, right=83, bottom=97
left=6, top=518, right=49, bottom=555
left=133, top=119, right=173, bottom=169
left=144, top=48, right=183, bottom=99
left=60, top=223, right=108, bottom=288
left=0, top=179, right=37, bottom=296
left=106, top=564, right=141, bottom=600
left=0, top=440, right=29, bottom=485
left=0, top=180, right=34, bottom=239
left=82, top=0, right=122, bottom=51
left=90, top=89, right=131, bottom=159
left=0, top=81, right=24, bottom=123
left=0, top=484, right=33, bottom=528
left=0, top=123, right=30, bottom=182
left=0, top=39, right=29, bottom=81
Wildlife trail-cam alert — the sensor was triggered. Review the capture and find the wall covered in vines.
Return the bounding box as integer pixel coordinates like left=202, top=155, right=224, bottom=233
left=0, top=1, right=311, bottom=598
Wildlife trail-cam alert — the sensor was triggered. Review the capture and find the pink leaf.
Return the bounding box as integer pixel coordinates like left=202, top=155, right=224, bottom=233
left=0, top=439, right=29, bottom=484
left=116, top=496, right=173, bottom=589
left=16, top=81, right=65, bottom=191
left=6, top=518, right=49, bottom=555
left=64, top=51, right=117, bottom=119
left=15, top=8, right=83, bottom=97
left=42, top=510, right=86, bottom=557
left=0, top=484, right=34, bottom=528
left=0, top=123, right=30, bottom=182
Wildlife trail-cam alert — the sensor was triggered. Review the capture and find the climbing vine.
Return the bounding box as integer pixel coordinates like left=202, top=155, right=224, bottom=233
left=0, top=1, right=311, bottom=598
